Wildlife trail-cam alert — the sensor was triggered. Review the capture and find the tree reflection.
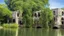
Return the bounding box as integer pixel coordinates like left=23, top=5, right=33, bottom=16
left=49, top=29, right=62, bottom=36
left=0, top=28, right=18, bottom=36
left=0, top=28, right=63, bottom=36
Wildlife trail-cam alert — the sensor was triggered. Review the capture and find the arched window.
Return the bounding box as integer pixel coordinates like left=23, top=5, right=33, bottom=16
left=38, top=12, right=40, bottom=17
left=17, top=13, right=19, bottom=17
left=53, top=11, right=55, bottom=15
left=62, top=21, right=64, bottom=24
left=54, top=17, right=57, bottom=21
left=62, top=12, right=64, bottom=15
left=34, top=13, right=37, bottom=17
left=61, top=18, right=64, bottom=20
left=13, top=19, right=15, bottom=23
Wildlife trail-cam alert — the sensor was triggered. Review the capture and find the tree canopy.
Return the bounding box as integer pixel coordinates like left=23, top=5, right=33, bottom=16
left=5, top=0, right=49, bottom=11
left=5, top=0, right=53, bottom=28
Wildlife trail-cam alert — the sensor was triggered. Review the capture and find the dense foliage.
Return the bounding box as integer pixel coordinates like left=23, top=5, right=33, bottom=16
left=5, top=0, right=53, bottom=28
left=0, top=4, right=12, bottom=24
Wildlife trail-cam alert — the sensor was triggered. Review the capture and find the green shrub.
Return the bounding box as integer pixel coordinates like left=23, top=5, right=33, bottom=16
left=3, top=23, right=19, bottom=28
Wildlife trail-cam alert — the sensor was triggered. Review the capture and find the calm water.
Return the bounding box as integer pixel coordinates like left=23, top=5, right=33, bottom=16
left=0, top=28, right=64, bottom=36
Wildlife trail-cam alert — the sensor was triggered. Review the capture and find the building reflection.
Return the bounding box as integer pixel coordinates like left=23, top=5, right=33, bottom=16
left=52, top=29, right=62, bottom=36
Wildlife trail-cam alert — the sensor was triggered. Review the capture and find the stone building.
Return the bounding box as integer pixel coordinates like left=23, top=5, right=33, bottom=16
left=12, top=11, right=22, bottom=24
left=12, top=10, right=41, bottom=24
left=33, top=10, right=41, bottom=22
left=12, top=11, right=19, bottom=24
left=52, top=8, right=64, bottom=28
left=12, top=8, right=64, bottom=28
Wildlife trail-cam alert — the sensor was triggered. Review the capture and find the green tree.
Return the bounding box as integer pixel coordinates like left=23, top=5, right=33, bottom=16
left=40, top=8, right=53, bottom=28
left=0, top=5, right=12, bottom=24
left=5, top=0, right=53, bottom=28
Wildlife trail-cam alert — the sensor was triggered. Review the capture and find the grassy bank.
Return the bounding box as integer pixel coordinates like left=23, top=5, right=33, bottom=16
left=2, top=23, right=19, bottom=28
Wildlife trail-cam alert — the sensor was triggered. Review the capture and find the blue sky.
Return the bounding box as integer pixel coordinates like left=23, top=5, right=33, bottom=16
left=0, top=0, right=64, bottom=9
left=49, top=0, right=64, bottom=9
left=0, top=0, right=5, bottom=4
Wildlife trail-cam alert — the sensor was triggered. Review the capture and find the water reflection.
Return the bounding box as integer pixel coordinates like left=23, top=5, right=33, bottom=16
left=0, top=28, right=18, bottom=36
left=18, top=28, right=63, bottom=36
left=0, top=28, right=64, bottom=36
left=51, top=29, right=62, bottom=36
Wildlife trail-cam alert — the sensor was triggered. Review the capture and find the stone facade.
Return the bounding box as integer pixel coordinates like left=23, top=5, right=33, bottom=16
left=12, top=11, right=19, bottom=24
left=12, top=8, right=64, bottom=27
left=33, top=10, right=41, bottom=21
left=52, top=8, right=64, bottom=28
left=12, top=11, right=22, bottom=24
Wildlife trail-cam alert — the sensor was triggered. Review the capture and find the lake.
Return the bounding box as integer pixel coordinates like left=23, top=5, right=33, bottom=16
left=0, top=28, right=64, bottom=36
